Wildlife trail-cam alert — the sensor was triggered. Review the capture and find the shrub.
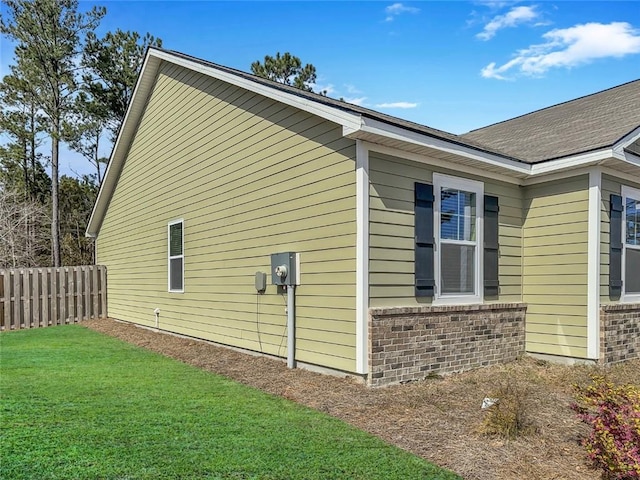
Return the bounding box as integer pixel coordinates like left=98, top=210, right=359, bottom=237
left=481, top=379, right=536, bottom=439
left=571, top=375, right=640, bottom=479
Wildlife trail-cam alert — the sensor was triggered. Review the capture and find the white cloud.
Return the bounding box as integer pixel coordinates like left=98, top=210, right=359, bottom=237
left=481, top=22, right=640, bottom=80
left=375, top=102, right=419, bottom=109
left=344, top=84, right=363, bottom=94
left=477, top=5, right=539, bottom=40
left=385, top=3, right=420, bottom=22
left=312, top=83, right=335, bottom=95
left=343, top=96, right=367, bottom=106
left=478, top=1, right=515, bottom=8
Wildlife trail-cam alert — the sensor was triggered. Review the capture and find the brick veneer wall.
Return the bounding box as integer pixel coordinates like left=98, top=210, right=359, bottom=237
left=369, top=303, right=526, bottom=387
left=600, top=303, right=640, bottom=364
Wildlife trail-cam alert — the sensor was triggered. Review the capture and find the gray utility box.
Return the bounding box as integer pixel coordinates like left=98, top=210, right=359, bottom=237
left=270, top=252, right=299, bottom=286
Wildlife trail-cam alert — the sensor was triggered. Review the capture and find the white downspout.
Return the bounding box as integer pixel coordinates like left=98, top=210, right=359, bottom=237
left=287, top=285, right=296, bottom=369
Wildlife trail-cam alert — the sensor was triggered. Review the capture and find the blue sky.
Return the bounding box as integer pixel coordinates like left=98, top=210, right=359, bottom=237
left=2, top=1, right=640, bottom=177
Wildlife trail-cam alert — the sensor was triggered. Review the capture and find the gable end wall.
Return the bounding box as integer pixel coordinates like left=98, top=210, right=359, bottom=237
left=97, top=61, right=358, bottom=372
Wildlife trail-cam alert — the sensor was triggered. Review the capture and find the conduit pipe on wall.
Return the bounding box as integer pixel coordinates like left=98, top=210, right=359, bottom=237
left=287, top=285, right=296, bottom=369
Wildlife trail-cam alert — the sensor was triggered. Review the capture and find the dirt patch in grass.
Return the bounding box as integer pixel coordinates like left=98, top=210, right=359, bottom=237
left=82, top=318, right=639, bottom=480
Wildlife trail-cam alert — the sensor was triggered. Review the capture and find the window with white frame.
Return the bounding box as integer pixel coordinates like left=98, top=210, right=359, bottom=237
left=434, top=174, right=483, bottom=302
left=168, top=219, right=184, bottom=292
left=622, top=186, right=640, bottom=299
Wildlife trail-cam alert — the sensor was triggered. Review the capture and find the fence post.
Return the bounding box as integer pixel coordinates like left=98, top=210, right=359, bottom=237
left=68, top=267, right=76, bottom=322
left=13, top=269, right=21, bottom=329
left=76, top=267, right=83, bottom=322
left=23, top=270, right=31, bottom=328
left=100, top=266, right=107, bottom=319
left=83, top=267, right=90, bottom=320
left=5, top=271, right=13, bottom=329
left=2, top=270, right=11, bottom=330
left=91, top=266, right=99, bottom=319
left=0, top=270, right=5, bottom=330
left=42, top=269, right=49, bottom=326
left=33, top=269, right=40, bottom=327
left=60, top=268, right=67, bottom=324
left=51, top=268, right=58, bottom=326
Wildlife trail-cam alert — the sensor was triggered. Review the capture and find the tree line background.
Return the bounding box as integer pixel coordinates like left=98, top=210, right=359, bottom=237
left=1, top=0, right=161, bottom=268
left=1, top=0, right=322, bottom=269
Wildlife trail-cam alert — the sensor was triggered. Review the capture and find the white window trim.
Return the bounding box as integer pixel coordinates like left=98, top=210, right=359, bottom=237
left=621, top=186, right=640, bottom=303
left=168, top=218, right=184, bottom=293
left=433, top=173, right=484, bottom=305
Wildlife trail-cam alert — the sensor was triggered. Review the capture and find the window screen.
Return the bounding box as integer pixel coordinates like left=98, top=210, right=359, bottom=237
left=439, top=186, right=478, bottom=296
left=168, top=221, right=184, bottom=292
left=625, top=192, right=640, bottom=295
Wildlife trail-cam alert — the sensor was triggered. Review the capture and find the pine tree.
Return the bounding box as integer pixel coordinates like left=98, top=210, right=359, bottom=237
left=251, top=52, right=323, bottom=94
left=82, top=29, right=162, bottom=140
left=1, top=0, right=104, bottom=266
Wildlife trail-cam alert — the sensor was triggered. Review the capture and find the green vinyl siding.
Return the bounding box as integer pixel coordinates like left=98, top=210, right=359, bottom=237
left=97, top=61, right=358, bottom=372
left=368, top=151, right=523, bottom=307
left=600, top=174, right=640, bottom=303
left=522, top=175, right=589, bottom=358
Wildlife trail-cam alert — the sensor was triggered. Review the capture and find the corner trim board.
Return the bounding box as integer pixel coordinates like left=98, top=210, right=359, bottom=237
left=587, top=168, right=601, bottom=359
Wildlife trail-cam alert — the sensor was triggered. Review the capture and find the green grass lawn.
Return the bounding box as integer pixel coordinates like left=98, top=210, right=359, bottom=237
left=0, top=326, right=459, bottom=480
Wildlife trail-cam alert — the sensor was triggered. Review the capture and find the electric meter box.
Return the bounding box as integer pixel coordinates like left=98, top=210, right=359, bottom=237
left=270, top=252, right=299, bottom=286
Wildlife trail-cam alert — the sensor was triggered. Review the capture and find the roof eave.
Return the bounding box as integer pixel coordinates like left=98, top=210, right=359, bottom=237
left=346, top=116, right=531, bottom=176
left=613, top=125, right=640, bottom=156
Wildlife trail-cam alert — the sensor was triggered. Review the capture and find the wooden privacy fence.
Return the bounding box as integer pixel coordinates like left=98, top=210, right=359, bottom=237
left=0, top=265, right=107, bottom=331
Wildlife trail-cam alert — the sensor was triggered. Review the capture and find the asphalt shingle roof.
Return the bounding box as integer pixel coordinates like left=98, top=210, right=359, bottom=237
left=462, top=79, right=640, bottom=164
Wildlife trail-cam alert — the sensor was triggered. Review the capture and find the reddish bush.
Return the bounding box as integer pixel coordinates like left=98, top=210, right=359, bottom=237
left=571, top=375, right=640, bottom=479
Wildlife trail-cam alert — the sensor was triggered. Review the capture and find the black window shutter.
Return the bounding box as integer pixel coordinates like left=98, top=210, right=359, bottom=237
left=415, top=183, right=435, bottom=297
left=610, top=194, right=623, bottom=299
left=484, top=195, right=500, bottom=297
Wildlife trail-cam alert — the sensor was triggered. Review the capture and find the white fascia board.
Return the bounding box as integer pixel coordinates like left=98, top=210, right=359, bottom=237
left=619, top=149, right=640, bottom=167
left=522, top=167, right=595, bottom=186
left=86, top=52, right=162, bottom=237
left=525, top=148, right=639, bottom=182
left=527, top=127, right=639, bottom=176
left=586, top=168, right=601, bottom=360
left=150, top=50, right=363, bottom=132
left=355, top=140, right=370, bottom=375
left=352, top=117, right=531, bottom=176
left=529, top=149, right=612, bottom=176
left=364, top=142, right=522, bottom=186
left=613, top=125, right=640, bottom=155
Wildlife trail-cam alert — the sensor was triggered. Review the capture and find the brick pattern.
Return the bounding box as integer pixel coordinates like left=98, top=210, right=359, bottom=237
left=600, top=303, right=640, bottom=364
left=368, top=303, right=526, bottom=387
